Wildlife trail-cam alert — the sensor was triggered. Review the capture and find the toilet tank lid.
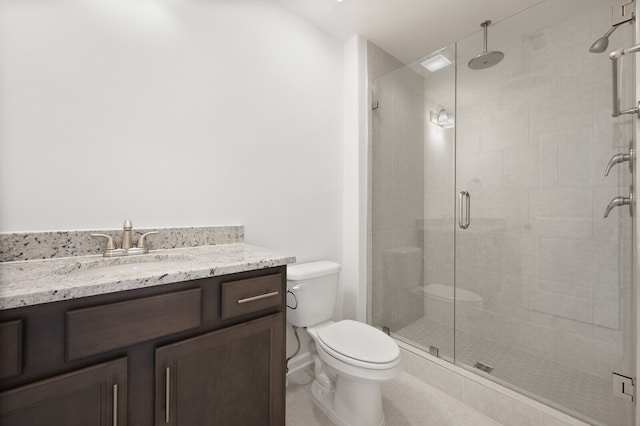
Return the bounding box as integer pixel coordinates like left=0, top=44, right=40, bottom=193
left=287, top=261, right=340, bottom=280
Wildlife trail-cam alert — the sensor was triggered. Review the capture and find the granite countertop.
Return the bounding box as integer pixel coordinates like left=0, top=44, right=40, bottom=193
left=0, top=243, right=296, bottom=310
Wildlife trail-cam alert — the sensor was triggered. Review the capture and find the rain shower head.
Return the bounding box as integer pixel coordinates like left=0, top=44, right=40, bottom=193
left=468, top=20, right=504, bottom=70
left=589, top=24, right=620, bottom=53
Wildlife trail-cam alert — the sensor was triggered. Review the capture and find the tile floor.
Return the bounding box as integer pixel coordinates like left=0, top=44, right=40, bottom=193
left=286, top=367, right=502, bottom=426
left=395, top=317, right=631, bottom=426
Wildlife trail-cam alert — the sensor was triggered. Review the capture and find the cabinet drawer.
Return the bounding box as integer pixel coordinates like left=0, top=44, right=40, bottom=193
left=0, top=320, right=22, bottom=380
left=67, top=288, right=201, bottom=361
left=221, top=273, right=283, bottom=320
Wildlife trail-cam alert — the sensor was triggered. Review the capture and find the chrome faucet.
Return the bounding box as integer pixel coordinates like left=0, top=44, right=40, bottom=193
left=121, top=219, right=133, bottom=250
left=91, top=219, right=158, bottom=257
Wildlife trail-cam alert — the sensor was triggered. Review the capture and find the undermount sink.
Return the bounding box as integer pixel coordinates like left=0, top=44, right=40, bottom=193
left=56, top=254, right=195, bottom=277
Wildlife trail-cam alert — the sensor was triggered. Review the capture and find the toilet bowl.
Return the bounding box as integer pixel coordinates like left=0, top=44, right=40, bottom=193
left=287, top=261, right=400, bottom=426
left=309, top=320, right=400, bottom=380
left=307, top=320, right=400, bottom=426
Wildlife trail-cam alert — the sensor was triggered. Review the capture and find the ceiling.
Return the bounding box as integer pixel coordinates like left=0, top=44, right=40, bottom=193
left=274, top=0, right=550, bottom=64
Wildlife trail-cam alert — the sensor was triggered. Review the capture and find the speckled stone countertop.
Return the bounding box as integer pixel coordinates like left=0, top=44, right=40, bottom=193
left=0, top=225, right=244, bottom=262
left=0, top=243, right=295, bottom=310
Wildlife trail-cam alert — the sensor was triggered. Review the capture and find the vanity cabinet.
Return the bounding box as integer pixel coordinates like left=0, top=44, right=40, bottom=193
left=156, top=312, right=283, bottom=425
left=0, top=266, right=286, bottom=426
left=0, top=357, right=127, bottom=426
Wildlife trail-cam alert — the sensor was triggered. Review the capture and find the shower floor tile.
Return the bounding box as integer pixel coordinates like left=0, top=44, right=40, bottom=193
left=395, top=317, right=630, bottom=426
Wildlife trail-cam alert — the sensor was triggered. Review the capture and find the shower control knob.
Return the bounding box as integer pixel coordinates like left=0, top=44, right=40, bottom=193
left=604, top=148, right=634, bottom=176
left=603, top=193, right=634, bottom=218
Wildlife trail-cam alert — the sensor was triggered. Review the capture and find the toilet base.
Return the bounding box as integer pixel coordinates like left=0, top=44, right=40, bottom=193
left=310, top=379, right=385, bottom=426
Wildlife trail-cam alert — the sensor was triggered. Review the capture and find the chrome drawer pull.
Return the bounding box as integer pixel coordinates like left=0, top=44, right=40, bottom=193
left=237, top=291, right=279, bottom=304
left=165, top=367, right=171, bottom=423
left=113, top=384, right=118, bottom=426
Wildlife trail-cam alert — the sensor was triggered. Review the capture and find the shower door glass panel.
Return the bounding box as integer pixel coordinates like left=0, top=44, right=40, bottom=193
left=370, top=44, right=456, bottom=362
left=454, top=1, right=635, bottom=425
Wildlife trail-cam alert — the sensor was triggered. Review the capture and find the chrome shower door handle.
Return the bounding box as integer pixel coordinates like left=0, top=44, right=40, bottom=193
left=458, top=191, right=470, bottom=229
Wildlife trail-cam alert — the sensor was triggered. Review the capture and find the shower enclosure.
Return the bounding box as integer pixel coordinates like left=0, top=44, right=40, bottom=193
left=369, top=1, right=636, bottom=425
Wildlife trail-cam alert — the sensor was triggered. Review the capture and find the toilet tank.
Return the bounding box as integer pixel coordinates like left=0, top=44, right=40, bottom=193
left=286, top=261, right=340, bottom=328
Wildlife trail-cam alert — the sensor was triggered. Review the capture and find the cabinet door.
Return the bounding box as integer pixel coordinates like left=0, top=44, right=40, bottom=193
left=156, top=313, right=284, bottom=426
left=0, top=357, right=127, bottom=426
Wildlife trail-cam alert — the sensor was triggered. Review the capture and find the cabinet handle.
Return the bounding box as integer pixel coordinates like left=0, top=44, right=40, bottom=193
left=237, top=291, right=279, bottom=304
left=112, top=384, right=118, bottom=426
left=165, top=367, right=171, bottom=423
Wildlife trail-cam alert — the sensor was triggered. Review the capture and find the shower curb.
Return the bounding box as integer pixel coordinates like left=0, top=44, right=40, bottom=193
left=397, top=340, right=591, bottom=426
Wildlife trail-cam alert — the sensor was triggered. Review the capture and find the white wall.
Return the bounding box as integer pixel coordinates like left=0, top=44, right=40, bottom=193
left=0, top=0, right=344, bottom=264
left=340, top=35, right=368, bottom=322
left=287, top=35, right=367, bottom=373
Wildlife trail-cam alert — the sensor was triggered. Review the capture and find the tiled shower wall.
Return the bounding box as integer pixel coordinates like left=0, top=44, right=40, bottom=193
left=449, top=3, right=634, bottom=380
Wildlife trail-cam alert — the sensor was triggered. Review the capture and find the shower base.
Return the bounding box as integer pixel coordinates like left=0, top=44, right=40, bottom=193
left=395, top=317, right=630, bottom=426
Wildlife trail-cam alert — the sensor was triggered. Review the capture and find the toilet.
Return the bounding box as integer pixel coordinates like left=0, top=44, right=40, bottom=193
left=287, top=261, right=400, bottom=426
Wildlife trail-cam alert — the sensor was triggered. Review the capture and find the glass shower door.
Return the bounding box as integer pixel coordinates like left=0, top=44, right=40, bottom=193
left=453, top=2, right=635, bottom=425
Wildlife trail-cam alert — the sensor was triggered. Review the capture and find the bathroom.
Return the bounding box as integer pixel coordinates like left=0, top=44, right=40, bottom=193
left=0, top=0, right=638, bottom=425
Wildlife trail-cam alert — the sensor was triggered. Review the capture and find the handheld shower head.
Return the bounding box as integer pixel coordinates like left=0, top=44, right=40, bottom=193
left=589, top=24, right=620, bottom=53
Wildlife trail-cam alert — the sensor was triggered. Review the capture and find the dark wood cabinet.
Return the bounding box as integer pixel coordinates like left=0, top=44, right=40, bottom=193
left=0, top=357, right=127, bottom=426
left=0, top=320, right=22, bottom=380
left=0, top=266, right=286, bottom=426
left=156, top=312, right=284, bottom=425
left=66, top=288, right=203, bottom=361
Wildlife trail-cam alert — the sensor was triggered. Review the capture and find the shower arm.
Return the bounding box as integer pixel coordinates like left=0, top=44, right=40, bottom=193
left=482, top=23, right=488, bottom=54
left=610, top=43, right=640, bottom=117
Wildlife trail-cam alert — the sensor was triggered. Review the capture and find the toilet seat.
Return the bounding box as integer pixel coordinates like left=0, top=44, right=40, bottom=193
left=316, top=320, right=400, bottom=370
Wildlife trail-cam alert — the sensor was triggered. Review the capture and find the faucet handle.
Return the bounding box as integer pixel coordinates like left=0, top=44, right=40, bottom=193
left=90, top=233, right=127, bottom=257
left=136, top=231, right=159, bottom=250
left=603, top=193, right=634, bottom=218
left=90, top=233, right=117, bottom=250
left=604, top=149, right=633, bottom=176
